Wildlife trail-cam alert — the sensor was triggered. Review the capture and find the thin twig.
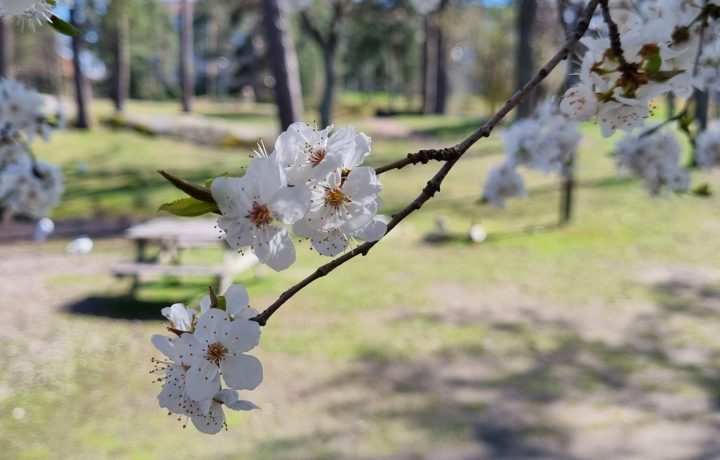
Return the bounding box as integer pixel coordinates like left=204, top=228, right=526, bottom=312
left=599, top=0, right=628, bottom=68
left=374, top=148, right=456, bottom=175
left=250, top=0, right=601, bottom=326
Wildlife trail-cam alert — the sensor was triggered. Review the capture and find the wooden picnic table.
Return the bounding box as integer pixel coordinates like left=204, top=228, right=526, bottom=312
left=112, top=217, right=258, bottom=294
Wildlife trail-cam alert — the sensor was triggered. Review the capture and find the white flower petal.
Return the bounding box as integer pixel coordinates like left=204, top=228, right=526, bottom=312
left=194, top=308, right=231, bottom=345
left=226, top=400, right=260, bottom=411
left=151, top=334, right=179, bottom=362
left=221, top=354, right=263, bottom=390
left=211, top=177, right=252, bottom=218
left=246, top=156, right=286, bottom=201
left=223, top=284, right=249, bottom=316
left=253, top=227, right=296, bottom=271
left=269, top=184, right=310, bottom=224
left=354, top=216, right=387, bottom=242
left=311, top=229, right=348, bottom=256
left=190, top=401, right=225, bottom=435
left=174, top=334, right=203, bottom=367
left=226, top=319, right=261, bottom=354
left=185, top=361, right=221, bottom=401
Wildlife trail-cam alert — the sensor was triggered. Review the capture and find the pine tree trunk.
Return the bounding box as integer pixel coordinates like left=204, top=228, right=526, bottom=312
left=433, top=0, right=449, bottom=115
left=422, top=2, right=449, bottom=115
left=113, top=8, right=130, bottom=114
left=262, top=0, right=304, bottom=130
left=179, top=0, right=193, bottom=113
left=559, top=153, right=575, bottom=225
left=515, top=0, right=537, bottom=119
left=0, top=21, right=14, bottom=78
left=421, top=15, right=438, bottom=114
left=70, top=5, right=93, bottom=129
left=319, top=47, right=336, bottom=127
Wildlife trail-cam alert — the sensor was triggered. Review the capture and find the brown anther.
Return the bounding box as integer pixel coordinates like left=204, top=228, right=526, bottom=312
left=324, top=187, right=349, bottom=210
left=247, top=202, right=272, bottom=227
left=205, top=342, right=228, bottom=364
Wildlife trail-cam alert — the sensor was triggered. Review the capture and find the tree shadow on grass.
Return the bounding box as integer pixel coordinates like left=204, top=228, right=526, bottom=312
left=292, top=274, right=720, bottom=459
left=61, top=279, right=216, bottom=321
left=62, top=295, right=167, bottom=321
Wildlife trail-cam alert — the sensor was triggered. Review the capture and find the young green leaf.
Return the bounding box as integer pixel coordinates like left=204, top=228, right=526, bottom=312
left=158, top=197, right=219, bottom=217
left=158, top=170, right=216, bottom=203
left=49, top=15, right=80, bottom=37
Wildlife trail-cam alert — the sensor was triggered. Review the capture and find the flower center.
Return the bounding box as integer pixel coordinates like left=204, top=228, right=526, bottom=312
left=248, top=202, right=272, bottom=228
left=205, top=342, right=228, bottom=364
left=324, top=187, right=349, bottom=210
left=308, top=147, right=326, bottom=166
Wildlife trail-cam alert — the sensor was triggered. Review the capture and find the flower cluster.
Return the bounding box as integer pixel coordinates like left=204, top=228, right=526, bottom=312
left=0, top=0, right=53, bottom=31
left=0, top=79, right=62, bottom=220
left=482, top=101, right=580, bottom=207
left=482, top=163, right=527, bottom=208
left=696, top=122, right=720, bottom=169
left=560, top=0, right=707, bottom=136
left=212, top=122, right=385, bottom=271
left=151, top=284, right=262, bottom=434
left=614, top=129, right=689, bottom=194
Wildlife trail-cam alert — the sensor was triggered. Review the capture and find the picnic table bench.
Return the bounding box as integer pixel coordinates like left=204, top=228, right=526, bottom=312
left=112, top=217, right=258, bottom=294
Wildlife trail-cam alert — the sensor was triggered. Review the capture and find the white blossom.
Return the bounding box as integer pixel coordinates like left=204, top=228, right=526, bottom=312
left=151, top=284, right=262, bottom=434
left=199, top=284, right=258, bottom=320
left=482, top=163, right=526, bottom=208
left=696, top=123, right=720, bottom=169
left=161, top=303, right=196, bottom=332
left=211, top=156, right=310, bottom=271
left=1, top=158, right=63, bottom=219
left=274, top=122, right=370, bottom=186
left=560, top=84, right=597, bottom=121
left=293, top=167, right=385, bottom=256
left=0, top=79, right=51, bottom=142
left=561, top=5, right=700, bottom=136
left=179, top=308, right=262, bottom=402
left=615, top=129, right=689, bottom=194
left=504, top=101, right=581, bottom=174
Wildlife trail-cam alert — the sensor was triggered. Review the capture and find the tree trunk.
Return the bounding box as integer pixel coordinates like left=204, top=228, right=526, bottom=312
left=319, top=47, right=336, bottom=127
left=559, top=153, right=575, bottom=225
left=262, top=0, right=304, bottom=130
left=421, top=15, right=437, bottom=114
left=422, top=2, right=449, bottom=115
left=690, top=89, right=709, bottom=168
left=206, top=4, right=221, bottom=98
left=516, top=0, right=537, bottom=119
left=112, top=7, right=130, bottom=114
left=0, top=21, right=14, bottom=78
left=70, top=5, right=93, bottom=129
left=433, top=0, right=449, bottom=115
left=179, top=0, right=193, bottom=113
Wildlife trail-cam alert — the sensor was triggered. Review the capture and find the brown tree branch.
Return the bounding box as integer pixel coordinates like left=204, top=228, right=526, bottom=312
left=599, top=0, right=628, bottom=68
left=250, top=0, right=601, bottom=326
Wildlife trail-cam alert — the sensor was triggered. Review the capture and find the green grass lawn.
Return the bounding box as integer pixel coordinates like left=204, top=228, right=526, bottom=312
left=4, top=107, right=720, bottom=458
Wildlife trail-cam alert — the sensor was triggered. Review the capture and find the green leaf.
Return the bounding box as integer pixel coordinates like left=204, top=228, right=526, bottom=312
left=158, top=197, right=219, bottom=217
left=644, top=52, right=662, bottom=73
left=648, top=69, right=684, bottom=83
left=49, top=15, right=80, bottom=37
left=47, top=0, right=57, bottom=6
left=158, top=170, right=215, bottom=203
